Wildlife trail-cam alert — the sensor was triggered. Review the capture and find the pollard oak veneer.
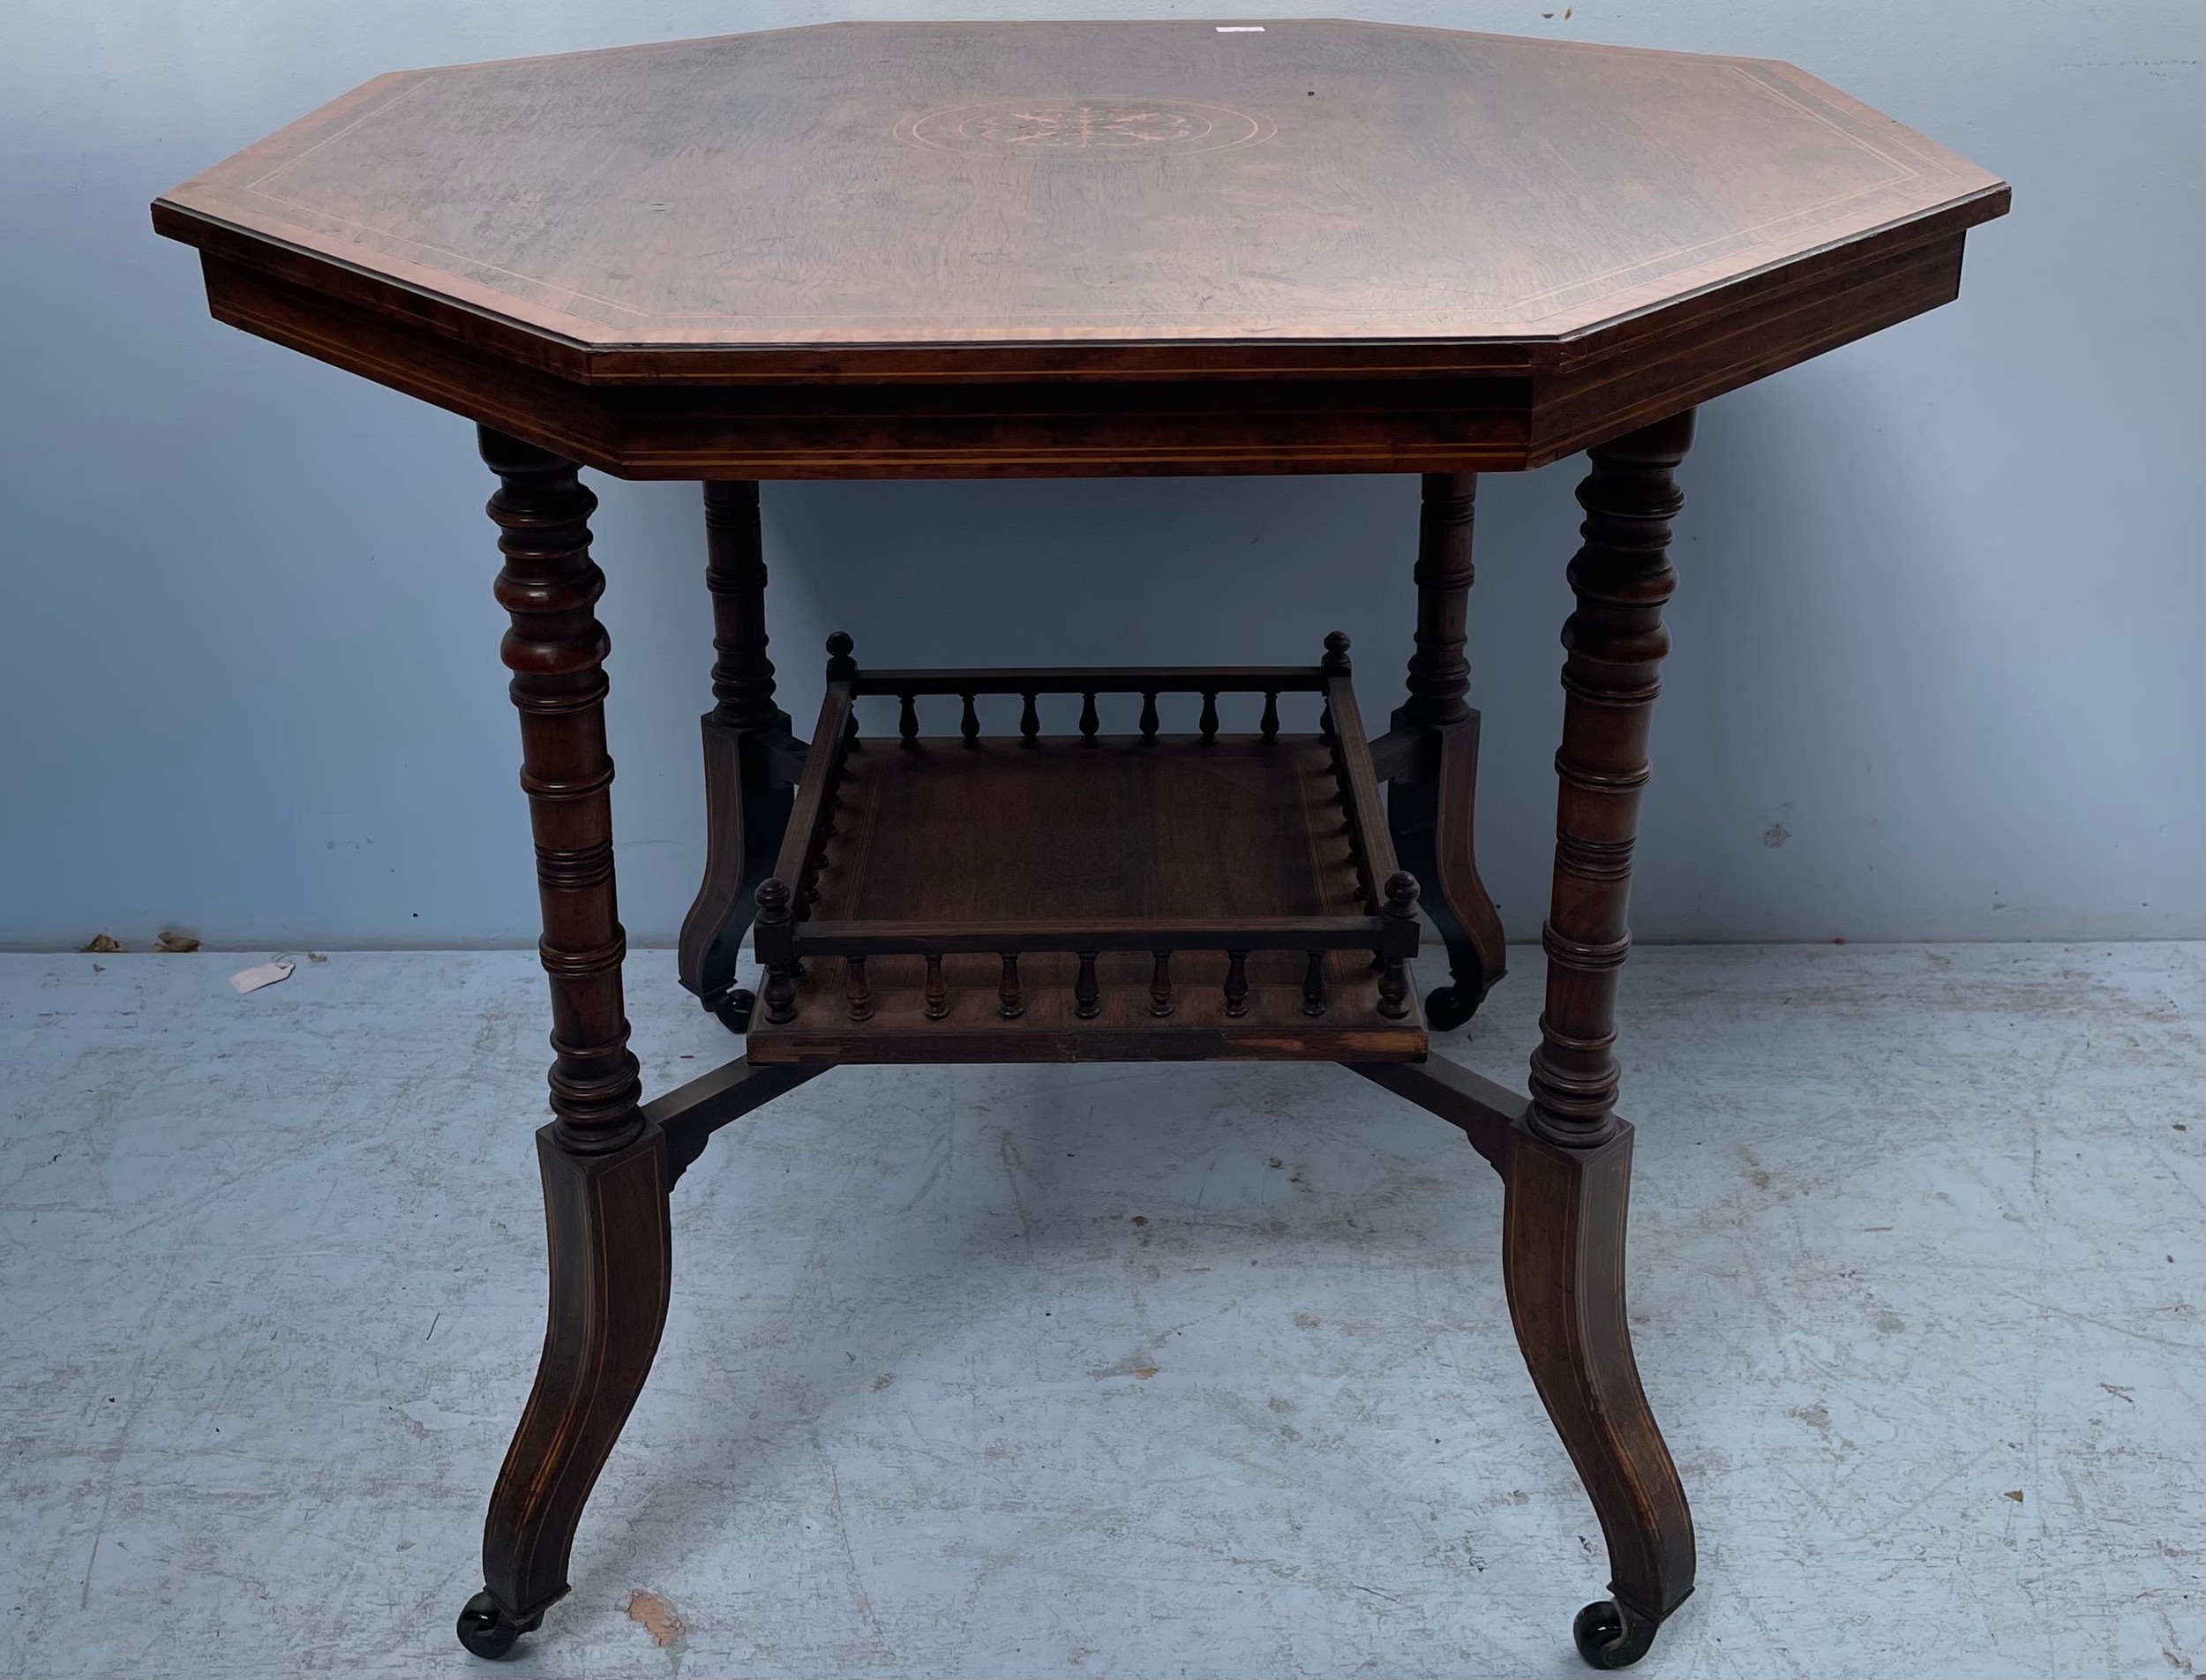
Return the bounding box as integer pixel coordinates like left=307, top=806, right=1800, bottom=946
left=154, top=21, right=2006, bottom=1668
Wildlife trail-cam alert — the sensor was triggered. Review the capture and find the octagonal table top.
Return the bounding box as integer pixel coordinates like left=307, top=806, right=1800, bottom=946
left=152, top=21, right=2007, bottom=476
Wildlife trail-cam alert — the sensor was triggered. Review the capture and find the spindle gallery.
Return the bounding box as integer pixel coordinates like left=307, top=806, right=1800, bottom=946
left=151, top=19, right=2007, bottom=1666
left=738, top=635, right=1421, bottom=1059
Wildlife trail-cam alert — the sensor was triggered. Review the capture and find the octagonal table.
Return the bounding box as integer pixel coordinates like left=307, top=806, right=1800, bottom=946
left=154, top=20, right=2006, bottom=1667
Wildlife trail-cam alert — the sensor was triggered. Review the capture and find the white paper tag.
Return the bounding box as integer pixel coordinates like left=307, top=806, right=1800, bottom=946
left=1216, top=24, right=1265, bottom=30
left=229, top=958, right=296, bottom=995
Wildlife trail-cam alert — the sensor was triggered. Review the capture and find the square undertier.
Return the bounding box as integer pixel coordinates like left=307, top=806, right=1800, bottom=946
left=745, top=733, right=1428, bottom=1063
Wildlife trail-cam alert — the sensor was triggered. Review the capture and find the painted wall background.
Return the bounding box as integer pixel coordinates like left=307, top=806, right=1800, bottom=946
left=3, top=0, right=2200, bottom=950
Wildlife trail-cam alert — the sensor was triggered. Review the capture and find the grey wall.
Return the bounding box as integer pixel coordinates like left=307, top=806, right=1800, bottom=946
left=4, top=1, right=2200, bottom=950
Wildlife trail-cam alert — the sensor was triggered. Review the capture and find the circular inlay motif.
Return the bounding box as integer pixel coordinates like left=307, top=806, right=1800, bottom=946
left=897, top=98, right=1274, bottom=158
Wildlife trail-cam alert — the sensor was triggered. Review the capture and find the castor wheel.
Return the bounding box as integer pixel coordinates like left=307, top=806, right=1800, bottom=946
left=1422, top=984, right=1481, bottom=1031
left=710, top=986, right=755, bottom=1035
left=456, top=1591, right=540, bottom=1661
left=1572, top=1597, right=1661, bottom=1669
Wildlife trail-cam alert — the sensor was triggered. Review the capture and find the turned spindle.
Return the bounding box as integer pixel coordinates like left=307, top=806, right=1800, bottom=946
left=1079, top=692, right=1099, bottom=745
left=1073, top=951, right=1100, bottom=1018
left=1301, top=950, right=1328, bottom=1016
left=1198, top=690, right=1219, bottom=744
left=1401, top=473, right=1477, bottom=725
left=897, top=693, right=919, bottom=747
left=1223, top=951, right=1249, bottom=1017
left=960, top=692, right=980, bottom=748
left=479, top=429, right=642, bottom=1155
left=1259, top=691, right=1279, bottom=742
left=702, top=480, right=780, bottom=731
left=844, top=956, right=874, bottom=1022
left=1149, top=951, right=1175, bottom=1017
left=1384, top=470, right=1511, bottom=1030
left=1528, top=409, right=1694, bottom=1149
left=923, top=953, right=948, bottom=1019
left=755, top=878, right=797, bottom=1025
left=680, top=476, right=800, bottom=1017
left=998, top=952, right=1025, bottom=1018
left=1138, top=691, right=1160, bottom=744
left=1377, top=872, right=1420, bottom=1019
left=1019, top=693, right=1040, bottom=746
left=1319, top=631, right=1350, bottom=741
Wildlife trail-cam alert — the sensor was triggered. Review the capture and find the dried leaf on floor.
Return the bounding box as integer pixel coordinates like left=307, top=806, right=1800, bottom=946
left=627, top=1590, right=683, bottom=1648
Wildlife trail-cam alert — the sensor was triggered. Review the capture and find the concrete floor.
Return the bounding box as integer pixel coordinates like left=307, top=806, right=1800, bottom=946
left=1, top=942, right=2199, bottom=1679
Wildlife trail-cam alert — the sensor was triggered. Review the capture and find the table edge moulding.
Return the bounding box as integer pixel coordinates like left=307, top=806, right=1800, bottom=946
left=150, top=19, right=2007, bottom=1670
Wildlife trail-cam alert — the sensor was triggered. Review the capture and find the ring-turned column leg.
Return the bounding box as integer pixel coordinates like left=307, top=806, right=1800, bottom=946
left=1384, top=472, right=1507, bottom=1029
left=461, top=428, right=672, bottom=1661
left=677, top=481, right=804, bottom=1034
left=1504, top=410, right=1695, bottom=1669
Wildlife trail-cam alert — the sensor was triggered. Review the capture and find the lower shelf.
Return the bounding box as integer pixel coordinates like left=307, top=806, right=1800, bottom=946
left=741, top=650, right=1427, bottom=1065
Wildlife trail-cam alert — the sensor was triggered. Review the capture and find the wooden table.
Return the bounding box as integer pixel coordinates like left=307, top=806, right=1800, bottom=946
left=154, top=22, right=2005, bottom=1668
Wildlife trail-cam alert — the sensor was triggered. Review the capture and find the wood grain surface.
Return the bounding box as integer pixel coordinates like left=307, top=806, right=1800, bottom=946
left=154, top=20, right=2007, bottom=383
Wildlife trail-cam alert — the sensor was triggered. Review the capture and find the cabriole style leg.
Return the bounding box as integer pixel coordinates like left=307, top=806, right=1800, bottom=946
left=1385, top=472, right=1507, bottom=1028
left=678, top=480, right=803, bottom=1034
left=463, top=428, right=672, bottom=1660
left=1504, top=410, right=1696, bottom=1668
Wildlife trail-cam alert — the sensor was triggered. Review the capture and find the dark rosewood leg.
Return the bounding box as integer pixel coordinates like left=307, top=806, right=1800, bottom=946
left=1505, top=411, right=1695, bottom=1668
left=1382, top=472, right=1507, bottom=1029
left=464, top=1126, right=671, bottom=1657
left=677, top=480, right=804, bottom=1033
left=461, top=428, right=671, bottom=1661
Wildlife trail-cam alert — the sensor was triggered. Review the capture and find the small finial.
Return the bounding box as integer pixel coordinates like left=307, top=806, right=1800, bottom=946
left=1322, top=631, right=1352, bottom=673
left=1384, top=871, right=1421, bottom=916
left=825, top=631, right=857, bottom=679
left=755, top=877, right=792, bottom=916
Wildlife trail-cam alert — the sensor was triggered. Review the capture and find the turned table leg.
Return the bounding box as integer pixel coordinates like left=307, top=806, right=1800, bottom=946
left=461, top=428, right=673, bottom=1661
left=1504, top=410, right=1696, bottom=1668
left=677, top=480, right=805, bottom=1033
left=1384, top=472, right=1507, bottom=1028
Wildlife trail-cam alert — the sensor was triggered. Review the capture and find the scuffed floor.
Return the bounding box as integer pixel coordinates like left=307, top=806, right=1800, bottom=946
left=1, top=943, right=2198, bottom=1678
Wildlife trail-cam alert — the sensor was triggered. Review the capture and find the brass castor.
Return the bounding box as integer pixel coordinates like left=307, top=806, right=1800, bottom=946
left=1422, top=983, right=1481, bottom=1031
left=456, top=1591, right=541, bottom=1661
left=1572, top=1597, right=1662, bottom=1669
left=710, top=986, right=756, bottom=1035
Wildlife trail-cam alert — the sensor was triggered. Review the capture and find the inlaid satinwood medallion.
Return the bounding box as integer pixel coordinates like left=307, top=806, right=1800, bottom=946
left=898, top=97, right=1274, bottom=156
